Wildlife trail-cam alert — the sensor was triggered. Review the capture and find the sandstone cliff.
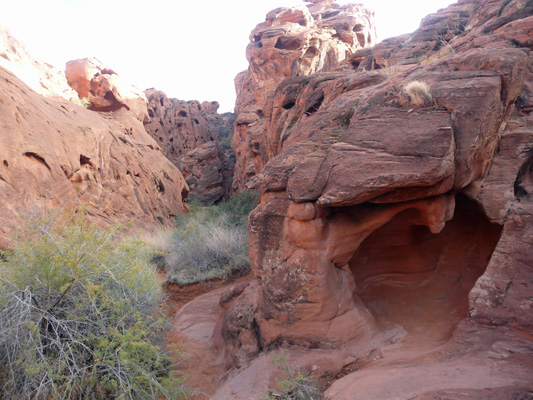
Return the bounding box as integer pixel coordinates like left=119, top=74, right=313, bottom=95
left=232, top=0, right=376, bottom=190
left=144, top=89, right=235, bottom=204
left=172, top=0, right=533, bottom=398
left=0, top=42, right=188, bottom=249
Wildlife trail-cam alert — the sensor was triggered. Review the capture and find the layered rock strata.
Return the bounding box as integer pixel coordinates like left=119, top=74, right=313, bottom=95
left=188, top=0, right=533, bottom=398
left=144, top=89, right=235, bottom=204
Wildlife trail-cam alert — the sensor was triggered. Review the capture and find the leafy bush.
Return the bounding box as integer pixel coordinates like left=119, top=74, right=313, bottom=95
left=165, top=191, right=259, bottom=286
left=0, top=212, right=186, bottom=399
left=404, top=80, right=433, bottom=107
left=263, top=355, right=324, bottom=400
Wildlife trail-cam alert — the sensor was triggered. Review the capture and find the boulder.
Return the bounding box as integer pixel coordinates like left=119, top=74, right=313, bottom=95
left=65, top=58, right=150, bottom=123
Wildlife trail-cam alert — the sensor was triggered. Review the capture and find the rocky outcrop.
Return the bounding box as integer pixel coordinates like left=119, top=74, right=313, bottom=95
left=231, top=0, right=376, bottom=190
left=144, top=89, right=235, bottom=204
left=181, top=0, right=533, bottom=398
left=65, top=58, right=150, bottom=123
left=0, top=23, right=76, bottom=100
left=0, top=53, right=188, bottom=249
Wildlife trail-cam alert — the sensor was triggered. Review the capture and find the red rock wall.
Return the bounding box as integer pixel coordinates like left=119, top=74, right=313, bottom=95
left=0, top=65, right=188, bottom=249
left=144, top=89, right=235, bottom=204
left=216, top=0, right=533, bottom=396
left=231, top=1, right=376, bottom=191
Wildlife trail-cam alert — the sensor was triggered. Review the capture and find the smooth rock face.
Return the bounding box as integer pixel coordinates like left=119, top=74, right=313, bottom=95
left=231, top=1, right=376, bottom=190
left=211, top=0, right=533, bottom=398
left=0, top=23, right=76, bottom=100
left=144, top=89, right=235, bottom=204
left=0, top=63, right=188, bottom=249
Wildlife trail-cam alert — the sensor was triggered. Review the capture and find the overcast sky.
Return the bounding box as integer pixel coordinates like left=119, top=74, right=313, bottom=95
left=2, top=0, right=455, bottom=112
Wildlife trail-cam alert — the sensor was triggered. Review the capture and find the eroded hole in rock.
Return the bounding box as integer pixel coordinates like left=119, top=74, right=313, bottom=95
left=3, top=160, right=8, bottom=167
left=80, top=155, right=92, bottom=168
left=349, top=196, right=502, bottom=346
left=282, top=101, right=296, bottom=110
left=303, top=46, right=318, bottom=59
left=275, top=37, right=301, bottom=51
left=179, top=110, right=188, bottom=117
left=514, top=150, right=533, bottom=199
left=155, top=178, right=165, bottom=194
left=23, top=152, right=50, bottom=170
left=305, top=94, right=324, bottom=115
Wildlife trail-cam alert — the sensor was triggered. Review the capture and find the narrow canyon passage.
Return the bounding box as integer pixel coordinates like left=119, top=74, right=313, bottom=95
left=349, top=196, right=502, bottom=349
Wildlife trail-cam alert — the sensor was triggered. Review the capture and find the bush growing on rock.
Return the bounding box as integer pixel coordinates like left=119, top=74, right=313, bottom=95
left=0, top=211, right=186, bottom=399
left=165, top=191, right=259, bottom=286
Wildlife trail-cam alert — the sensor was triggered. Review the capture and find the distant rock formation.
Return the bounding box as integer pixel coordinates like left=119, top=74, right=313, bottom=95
left=231, top=1, right=376, bottom=190
left=0, top=40, right=188, bottom=249
left=65, top=58, right=150, bottom=123
left=170, top=1, right=533, bottom=398
left=144, top=89, right=235, bottom=204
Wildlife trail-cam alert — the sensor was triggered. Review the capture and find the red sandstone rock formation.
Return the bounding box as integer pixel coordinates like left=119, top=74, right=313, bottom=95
left=65, top=58, right=150, bottom=123
left=172, top=1, right=533, bottom=398
left=0, top=23, right=76, bottom=100
left=144, top=89, right=235, bottom=204
left=0, top=43, right=188, bottom=249
left=231, top=0, right=376, bottom=191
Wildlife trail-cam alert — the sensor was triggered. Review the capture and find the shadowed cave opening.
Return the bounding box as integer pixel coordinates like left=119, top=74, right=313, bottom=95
left=348, top=195, right=502, bottom=346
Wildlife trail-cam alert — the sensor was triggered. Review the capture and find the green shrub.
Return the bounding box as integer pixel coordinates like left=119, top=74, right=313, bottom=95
left=165, top=191, right=259, bottom=286
left=0, top=211, right=187, bottom=399
left=263, top=355, right=323, bottom=400
left=218, top=134, right=233, bottom=150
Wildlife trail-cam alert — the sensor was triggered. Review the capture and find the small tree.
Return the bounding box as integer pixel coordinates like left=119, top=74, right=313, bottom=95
left=0, top=211, right=186, bottom=399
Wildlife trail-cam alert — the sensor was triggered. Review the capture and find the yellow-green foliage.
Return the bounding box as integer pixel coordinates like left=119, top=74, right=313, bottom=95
left=404, top=80, right=433, bottom=107
left=0, top=211, right=187, bottom=399
left=71, top=96, right=92, bottom=108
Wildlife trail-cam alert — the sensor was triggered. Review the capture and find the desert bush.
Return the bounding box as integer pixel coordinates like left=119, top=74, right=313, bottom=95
left=263, top=355, right=324, bottom=400
left=404, top=80, right=433, bottom=107
left=0, top=211, right=187, bottom=399
left=165, top=191, right=259, bottom=286
left=141, top=228, right=175, bottom=271
left=71, top=96, right=91, bottom=109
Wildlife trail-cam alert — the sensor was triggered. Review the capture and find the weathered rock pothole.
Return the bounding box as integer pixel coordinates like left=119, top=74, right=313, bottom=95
left=349, top=195, right=503, bottom=348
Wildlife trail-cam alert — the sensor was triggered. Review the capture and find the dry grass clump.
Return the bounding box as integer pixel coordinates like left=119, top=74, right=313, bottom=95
left=164, top=191, right=259, bottom=286
left=263, top=355, right=324, bottom=400
left=141, top=227, right=175, bottom=271
left=404, top=80, right=433, bottom=107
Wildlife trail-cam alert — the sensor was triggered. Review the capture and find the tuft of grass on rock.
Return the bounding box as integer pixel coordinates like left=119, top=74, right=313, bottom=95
left=404, top=80, right=433, bottom=107
left=263, top=355, right=324, bottom=400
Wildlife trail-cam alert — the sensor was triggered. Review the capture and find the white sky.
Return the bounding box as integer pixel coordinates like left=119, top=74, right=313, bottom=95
left=2, top=0, right=455, bottom=112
